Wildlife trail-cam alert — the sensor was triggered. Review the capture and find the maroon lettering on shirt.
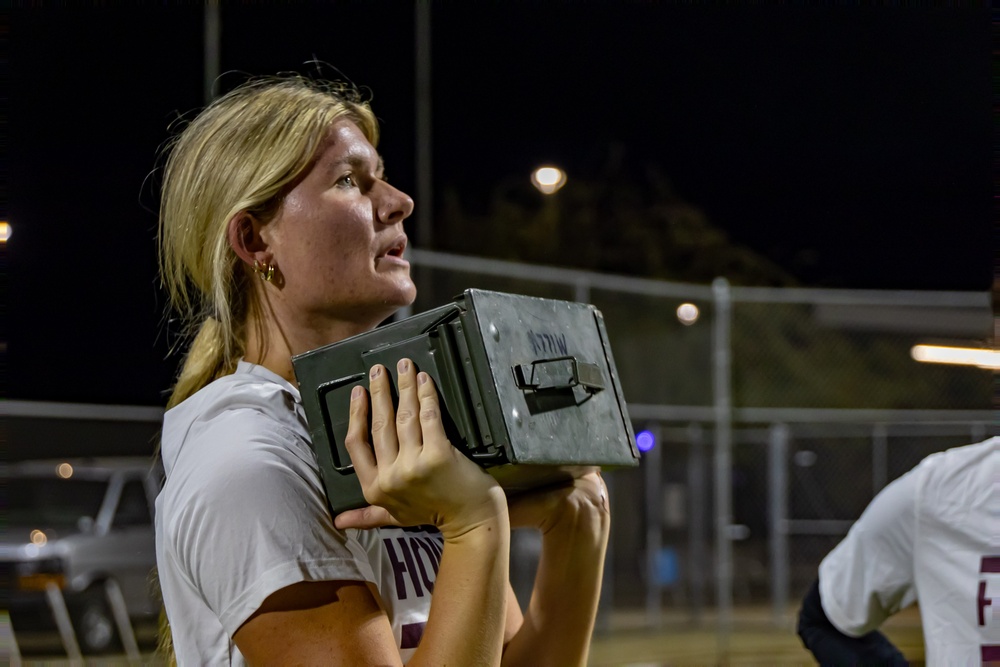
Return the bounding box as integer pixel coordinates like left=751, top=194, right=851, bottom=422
left=384, top=536, right=420, bottom=599
left=397, top=537, right=424, bottom=598
left=981, top=556, right=1000, bottom=574
left=979, top=556, right=1000, bottom=627
left=410, top=538, right=439, bottom=592
left=981, top=581, right=993, bottom=627
left=383, top=530, right=443, bottom=602
left=401, top=622, right=426, bottom=649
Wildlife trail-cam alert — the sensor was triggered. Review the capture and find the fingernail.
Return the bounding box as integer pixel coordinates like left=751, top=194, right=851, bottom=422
left=370, top=365, right=381, bottom=379
left=418, top=372, right=428, bottom=385
left=351, top=385, right=362, bottom=400
left=398, top=359, right=409, bottom=373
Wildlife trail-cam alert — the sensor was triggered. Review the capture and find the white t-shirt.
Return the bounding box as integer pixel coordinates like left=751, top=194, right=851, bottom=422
left=155, top=361, right=439, bottom=665
left=819, top=436, right=1000, bottom=666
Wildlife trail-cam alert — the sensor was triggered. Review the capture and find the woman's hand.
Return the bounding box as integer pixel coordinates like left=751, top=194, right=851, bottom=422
left=507, top=469, right=610, bottom=538
left=334, top=358, right=507, bottom=540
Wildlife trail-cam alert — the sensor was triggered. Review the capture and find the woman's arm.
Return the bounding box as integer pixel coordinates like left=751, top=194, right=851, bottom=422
left=798, top=463, right=920, bottom=666
left=501, top=471, right=611, bottom=667
left=234, top=360, right=511, bottom=666
left=234, top=521, right=509, bottom=667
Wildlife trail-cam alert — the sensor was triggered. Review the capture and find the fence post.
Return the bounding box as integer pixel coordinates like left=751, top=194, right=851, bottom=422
left=644, top=422, right=663, bottom=629
left=872, top=423, right=888, bottom=494
left=415, top=0, right=433, bottom=249
left=104, top=578, right=141, bottom=662
left=45, top=583, right=82, bottom=664
left=1, top=611, right=23, bottom=667
left=202, top=3, right=220, bottom=105
left=972, top=422, right=986, bottom=443
left=768, top=422, right=790, bottom=627
left=712, top=277, right=733, bottom=657
left=687, top=422, right=706, bottom=624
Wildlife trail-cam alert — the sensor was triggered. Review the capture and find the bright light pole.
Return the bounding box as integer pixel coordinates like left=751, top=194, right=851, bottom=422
left=531, top=166, right=567, bottom=194
left=911, top=344, right=1000, bottom=370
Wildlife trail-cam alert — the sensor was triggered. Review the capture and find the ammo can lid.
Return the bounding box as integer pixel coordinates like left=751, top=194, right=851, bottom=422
left=461, top=289, right=639, bottom=467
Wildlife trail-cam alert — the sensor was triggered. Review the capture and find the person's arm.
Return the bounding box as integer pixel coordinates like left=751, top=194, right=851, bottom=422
left=234, top=360, right=511, bottom=666
left=234, top=524, right=508, bottom=667
left=797, top=465, right=919, bottom=666
left=797, top=577, right=908, bottom=666
left=500, top=471, right=610, bottom=667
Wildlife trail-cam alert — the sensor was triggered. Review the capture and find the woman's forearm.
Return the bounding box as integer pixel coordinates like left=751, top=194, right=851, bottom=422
left=409, top=514, right=511, bottom=667
left=501, top=503, right=610, bottom=667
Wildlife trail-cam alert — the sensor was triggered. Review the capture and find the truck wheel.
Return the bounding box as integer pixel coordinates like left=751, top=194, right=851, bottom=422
left=70, top=586, right=121, bottom=654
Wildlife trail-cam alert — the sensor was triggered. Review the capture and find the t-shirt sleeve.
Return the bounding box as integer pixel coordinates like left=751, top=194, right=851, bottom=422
left=818, top=466, right=918, bottom=637
left=172, top=410, right=376, bottom=637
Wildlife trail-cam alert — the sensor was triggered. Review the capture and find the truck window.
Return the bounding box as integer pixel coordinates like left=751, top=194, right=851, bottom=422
left=6, top=477, right=106, bottom=528
left=113, top=479, right=151, bottom=528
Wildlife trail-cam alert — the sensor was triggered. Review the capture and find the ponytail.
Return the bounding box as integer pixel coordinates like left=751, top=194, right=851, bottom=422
left=166, top=317, right=240, bottom=409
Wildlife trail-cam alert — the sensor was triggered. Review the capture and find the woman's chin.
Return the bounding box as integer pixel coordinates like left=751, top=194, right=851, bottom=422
left=393, top=279, right=418, bottom=307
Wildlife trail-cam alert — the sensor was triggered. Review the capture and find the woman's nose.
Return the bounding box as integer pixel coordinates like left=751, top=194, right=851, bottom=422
left=377, top=182, right=415, bottom=226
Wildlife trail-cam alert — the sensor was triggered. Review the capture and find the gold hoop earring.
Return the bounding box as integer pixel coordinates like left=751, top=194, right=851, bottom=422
left=253, top=259, right=275, bottom=283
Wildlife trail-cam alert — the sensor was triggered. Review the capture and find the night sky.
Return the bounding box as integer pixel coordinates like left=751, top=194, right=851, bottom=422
left=6, top=4, right=991, bottom=406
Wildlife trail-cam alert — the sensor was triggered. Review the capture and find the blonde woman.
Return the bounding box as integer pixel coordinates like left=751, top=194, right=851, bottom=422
left=154, top=74, right=610, bottom=666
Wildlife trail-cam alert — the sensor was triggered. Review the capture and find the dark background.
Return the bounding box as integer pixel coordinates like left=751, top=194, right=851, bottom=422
left=6, top=3, right=991, bottom=407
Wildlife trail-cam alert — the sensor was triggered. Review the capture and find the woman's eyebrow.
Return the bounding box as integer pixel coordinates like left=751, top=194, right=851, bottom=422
left=329, top=153, right=385, bottom=178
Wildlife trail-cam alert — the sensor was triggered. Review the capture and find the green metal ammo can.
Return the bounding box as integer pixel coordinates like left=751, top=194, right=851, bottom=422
left=292, top=289, right=640, bottom=516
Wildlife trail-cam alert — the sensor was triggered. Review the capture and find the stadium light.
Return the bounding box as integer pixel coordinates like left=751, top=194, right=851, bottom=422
left=910, top=344, right=1000, bottom=370
left=677, top=303, right=699, bottom=325
left=0, top=222, right=11, bottom=243
left=531, top=166, right=567, bottom=195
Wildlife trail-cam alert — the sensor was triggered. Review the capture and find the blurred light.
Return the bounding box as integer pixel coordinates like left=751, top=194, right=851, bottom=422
left=793, top=450, right=817, bottom=467
left=911, top=344, right=1000, bottom=370
left=30, top=530, right=47, bottom=546
left=0, top=222, right=10, bottom=243
left=636, top=430, right=655, bottom=452
left=57, top=463, right=74, bottom=479
left=727, top=524, right=751, bottom=540
left=676, top=303, right=700, bottom=325
left=530, top=166, right=567, bottom=194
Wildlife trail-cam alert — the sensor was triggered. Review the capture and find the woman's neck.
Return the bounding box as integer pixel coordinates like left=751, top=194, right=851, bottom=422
left=243, top=309, right=382, bottom=385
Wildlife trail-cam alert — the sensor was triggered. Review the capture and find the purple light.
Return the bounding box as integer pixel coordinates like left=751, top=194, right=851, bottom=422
left=636, top=430, right=655, bottom=452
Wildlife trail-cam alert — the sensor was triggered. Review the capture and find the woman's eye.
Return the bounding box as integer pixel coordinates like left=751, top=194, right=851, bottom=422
left=336, top=174, right=356, bottom=188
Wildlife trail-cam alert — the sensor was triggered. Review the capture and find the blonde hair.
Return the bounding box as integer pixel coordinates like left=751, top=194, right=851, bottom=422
left=158, top=74, right=379, bottom=409
left=155, top=74, right=379, bottom=662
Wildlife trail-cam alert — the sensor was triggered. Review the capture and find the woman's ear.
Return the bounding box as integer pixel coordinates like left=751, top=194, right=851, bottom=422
left=226, top=213, right=269, bottom=267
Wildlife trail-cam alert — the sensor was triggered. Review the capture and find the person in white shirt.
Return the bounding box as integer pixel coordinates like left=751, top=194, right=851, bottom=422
left=797, top=436, right=999, bottom=665
left=154, top=73, right=610, bottom=666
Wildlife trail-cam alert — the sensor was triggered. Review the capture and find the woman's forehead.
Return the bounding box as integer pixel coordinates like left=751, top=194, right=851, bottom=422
left=318, top=120, right=383, bottom=172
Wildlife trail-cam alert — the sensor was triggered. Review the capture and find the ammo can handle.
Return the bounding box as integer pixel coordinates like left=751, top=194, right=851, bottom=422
left=512, top=356, right=605, bottom=392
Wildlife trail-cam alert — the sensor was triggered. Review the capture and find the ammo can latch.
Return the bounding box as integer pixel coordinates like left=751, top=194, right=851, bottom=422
left=512, top=356, right=605, bottom=393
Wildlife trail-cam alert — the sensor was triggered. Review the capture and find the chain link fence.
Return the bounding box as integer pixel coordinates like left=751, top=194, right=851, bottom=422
left=405, top=249, right=995, bottom=640
left=4, top=249, right=993, bottom=661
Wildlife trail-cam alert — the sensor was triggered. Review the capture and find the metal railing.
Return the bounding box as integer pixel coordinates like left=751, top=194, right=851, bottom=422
left=406, top=249, right=994, bottom=652
left=4, top=249, right=993, bottom=661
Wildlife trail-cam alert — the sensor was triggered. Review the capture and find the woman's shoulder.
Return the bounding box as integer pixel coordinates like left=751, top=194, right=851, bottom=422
left=161, top=361, right=310, bottom=473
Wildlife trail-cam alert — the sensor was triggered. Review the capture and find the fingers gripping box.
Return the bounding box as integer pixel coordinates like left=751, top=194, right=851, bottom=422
left=291, top=289, right=640, bottom=516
